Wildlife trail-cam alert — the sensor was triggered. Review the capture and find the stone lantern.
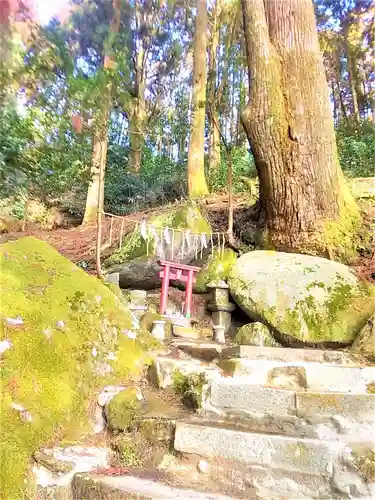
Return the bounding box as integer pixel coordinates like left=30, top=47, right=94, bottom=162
left=207, top=280, right=235, bottom=342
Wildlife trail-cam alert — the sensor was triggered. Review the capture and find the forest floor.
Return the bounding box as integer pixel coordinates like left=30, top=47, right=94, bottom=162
left=1, top=194, right=374, bottom=284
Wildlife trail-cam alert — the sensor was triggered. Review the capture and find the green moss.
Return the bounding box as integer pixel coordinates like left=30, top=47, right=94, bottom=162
left=111, top=435, right=142, bottom=467
left=172, top=370, right=206, bottom=409
left=105, top=388, right=141, bottom=431
left=0, top=237, right=150, bottom=498
left=105, top=202, right=212, bottom=266
left=323, top=184, right=361, bottom=262
left=277, top=277, right=375, bottom=344
left=234, top=323, right=281, bottom=347
left=353, top=447, right=375, bottom=482
left=218, top=359, right=240, bottom=375
left=194, top=249, right=237, bottom=293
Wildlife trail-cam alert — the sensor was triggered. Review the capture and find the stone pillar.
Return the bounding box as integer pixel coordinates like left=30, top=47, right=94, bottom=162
left=207, top=280, right=235, bottom=339
left=128, top=290, right=148, bottom=319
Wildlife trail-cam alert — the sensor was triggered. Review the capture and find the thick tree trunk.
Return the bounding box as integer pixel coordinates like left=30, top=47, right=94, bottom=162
left=241, top=0, right=358, bottom=255
left=128, top=96, right=146, bottom=173
left=207, top=0, right=221, bottom=174
left=83, top=0, right=121, bottom=224
left=187, top=0, right=209, bottom=198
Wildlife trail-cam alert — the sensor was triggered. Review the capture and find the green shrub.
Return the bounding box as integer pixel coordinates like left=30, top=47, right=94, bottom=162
left=336, top=120, right=375, bottom=178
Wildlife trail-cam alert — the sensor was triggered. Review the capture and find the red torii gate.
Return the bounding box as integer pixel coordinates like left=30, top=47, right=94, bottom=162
left=158, top=260, right=201, bottom=318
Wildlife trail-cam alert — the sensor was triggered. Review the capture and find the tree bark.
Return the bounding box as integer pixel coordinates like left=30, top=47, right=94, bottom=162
left=343, top=23, right=360, bottom=121
left=207, top=0, right=221, bottom=174
left=187, top=0, right=209, bottom=198
left=83, top=0, right=121, bottom=224
left=128, top=95, right=146, bottom=173
left=240, top=0, right=358, bottom=255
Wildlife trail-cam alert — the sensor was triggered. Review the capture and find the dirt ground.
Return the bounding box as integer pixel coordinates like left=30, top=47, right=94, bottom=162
left=0, top=196, right=374, bottom=284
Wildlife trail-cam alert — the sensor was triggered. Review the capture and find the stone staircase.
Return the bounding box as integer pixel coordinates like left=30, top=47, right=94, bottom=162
left=41, top=339, right=375, bottom=500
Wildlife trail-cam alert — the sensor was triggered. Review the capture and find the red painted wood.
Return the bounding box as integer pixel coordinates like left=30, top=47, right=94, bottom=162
left=184, top=270, right=195, bottom=318
left=158, top=260, right=201, bottom=317
left=159, top=263, right=171, bottom=315
left=158, top=260, right=201, bottom=272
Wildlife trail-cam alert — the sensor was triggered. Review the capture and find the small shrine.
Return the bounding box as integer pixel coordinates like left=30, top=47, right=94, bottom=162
left=158, top=260, right=201, bottom=318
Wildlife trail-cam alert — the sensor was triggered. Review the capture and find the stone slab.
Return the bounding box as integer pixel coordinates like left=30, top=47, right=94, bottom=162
left=72, top=473, right=239, bottom=499
left=296, top=392, right=375, bottom=423
left=33, top=446, right=111, bottom=488
left=150, top=356, right=222, bottom=389
left=221, top=346, right=355, bottom=365
left=209, top=379, right=296, bottom=416
left=170, top=339, right=223, bottom=362
left=218, top=358, right=375, bottom=393
left=174, top=423, right=345, bottom=476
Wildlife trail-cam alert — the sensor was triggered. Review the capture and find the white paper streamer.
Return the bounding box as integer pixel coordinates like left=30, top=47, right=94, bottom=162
left=164, top=227, right=171, bottom=245
left=140, top=220, right=148, bottom=240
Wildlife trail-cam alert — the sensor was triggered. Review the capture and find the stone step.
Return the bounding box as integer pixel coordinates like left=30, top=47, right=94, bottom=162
left=169, top=339, right=223, bottom=362
left=72, top=473, right=240, bottom=499
left=174, top=422, right=346, bottom=476
left=221, top=345, right=360, bottom=365
left=218, top=358, right=375, bottom=392
left=206, top=378, right=375, bottom=428
left=149, top=355, right=222, bottom=389
left=173, top=429, right=375, bottom=499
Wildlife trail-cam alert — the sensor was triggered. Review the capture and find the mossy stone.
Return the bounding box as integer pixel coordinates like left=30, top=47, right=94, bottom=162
left=0, top=237, right=150, bottom=499
left=194, top=249, right=237, bottom=293
left=105, top=388, right=142, bottom=431
left=351, top=312, right=375, bottom=360
left=105, top=203, right=212, bottom=289
left=229, top=251, right=375, bottom=345
left=105, top=202, right=211, bottom=267
left=234, top=322, right=281, bottom=347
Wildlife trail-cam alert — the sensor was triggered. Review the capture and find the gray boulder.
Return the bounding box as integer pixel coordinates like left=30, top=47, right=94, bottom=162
left=229, top=251, right=375, bottom=346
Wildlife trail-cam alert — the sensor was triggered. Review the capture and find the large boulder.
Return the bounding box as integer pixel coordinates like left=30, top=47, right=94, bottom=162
left=229, top=251, right=375, bottom=346
left=0, top=237, right=152, bottom=499
left=105, top=203, right=211, bottom=289
left=351, top=313, right=375, bottom=360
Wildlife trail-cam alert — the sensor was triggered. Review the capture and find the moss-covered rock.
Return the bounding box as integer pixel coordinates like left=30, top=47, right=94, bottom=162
left=194, top=249, right=237, bottom=293
left=234, top=322, right=281, bottom=347
left=351, top=313, right=375, bottom=361
left=0, top=237, right=151, bottom=499
left=105, top=203, right=212, bottom=289
left=105, top=388, right=142, bottom=431
left=229, top=251, right=375, bottom=346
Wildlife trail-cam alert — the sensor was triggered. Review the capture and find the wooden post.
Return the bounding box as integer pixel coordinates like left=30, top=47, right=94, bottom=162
left=160, top=263, right=171, bottom=315
left=184, top=270, right=194, bottom=318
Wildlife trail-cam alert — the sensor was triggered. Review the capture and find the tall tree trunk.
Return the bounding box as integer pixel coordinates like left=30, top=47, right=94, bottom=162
left=241, top=0, right=358, bottom=255
left=83, top=0, right=121, bottom=224
left=187, top=0, right=209, bottom=198
left=343, top=23, right=360, bottom=121
left=128, top=95, right=145, bottom=173
left=207, top=0, right=221, bottom=174
left=83, top=109, right=110, bottom=224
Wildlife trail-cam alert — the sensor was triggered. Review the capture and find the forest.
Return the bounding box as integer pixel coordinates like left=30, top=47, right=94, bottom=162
left=1, top=2, right=375, bottom=499
left=0, top=0, right=375, bottom=257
